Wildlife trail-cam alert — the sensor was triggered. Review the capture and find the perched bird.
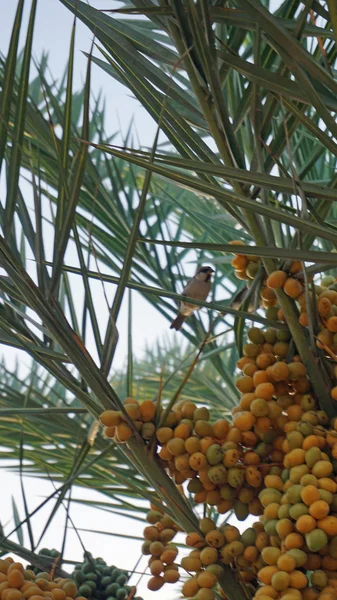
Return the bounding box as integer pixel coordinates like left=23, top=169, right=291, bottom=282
left=170, top=265, right=215, bottom=331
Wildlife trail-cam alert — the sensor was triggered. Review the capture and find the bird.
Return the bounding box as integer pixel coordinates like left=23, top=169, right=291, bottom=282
left=170, top=266, right=215, bottom=331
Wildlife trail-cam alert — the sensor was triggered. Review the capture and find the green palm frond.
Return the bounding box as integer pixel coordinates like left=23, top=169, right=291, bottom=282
left=1, top=2, right=337, bottom=598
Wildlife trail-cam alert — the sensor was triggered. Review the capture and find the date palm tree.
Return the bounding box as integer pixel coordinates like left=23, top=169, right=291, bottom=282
left=1, top=1, right=337, bottom=599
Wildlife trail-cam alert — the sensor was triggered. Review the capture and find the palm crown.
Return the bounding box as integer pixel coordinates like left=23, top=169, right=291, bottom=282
left=1, top=1, right=337, bottom=599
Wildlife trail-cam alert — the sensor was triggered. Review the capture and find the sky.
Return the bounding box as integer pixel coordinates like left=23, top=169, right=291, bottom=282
left=0, top=3, right=195, bottom=600
left=0, top=2, right=174, bottom=597
left=0, top=2, right=257, bottom=599
left=0, top=0, right=172, bottom=373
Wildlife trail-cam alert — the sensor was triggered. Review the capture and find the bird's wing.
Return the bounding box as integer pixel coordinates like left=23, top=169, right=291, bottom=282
left=183, top=277, right=211, bottom=300
left=181, top=277, right=193, bottom=296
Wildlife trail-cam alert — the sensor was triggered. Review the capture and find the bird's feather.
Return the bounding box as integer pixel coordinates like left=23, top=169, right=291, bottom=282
left=170, top=265, right=214, bottom=331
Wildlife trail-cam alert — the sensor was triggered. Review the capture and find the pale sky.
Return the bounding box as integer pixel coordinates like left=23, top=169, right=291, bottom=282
left=0, top=0, right=171, bottom=373
left=0, top=2, right=273, bottom=598
left=0, top=3, right=178, bottom=597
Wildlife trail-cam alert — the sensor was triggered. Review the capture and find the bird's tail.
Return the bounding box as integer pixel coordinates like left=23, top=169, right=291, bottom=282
left=170, top=314, right=186, bottom=331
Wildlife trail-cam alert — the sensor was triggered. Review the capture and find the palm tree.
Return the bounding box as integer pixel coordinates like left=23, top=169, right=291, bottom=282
left=1, top=1, right=337, bottom=598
